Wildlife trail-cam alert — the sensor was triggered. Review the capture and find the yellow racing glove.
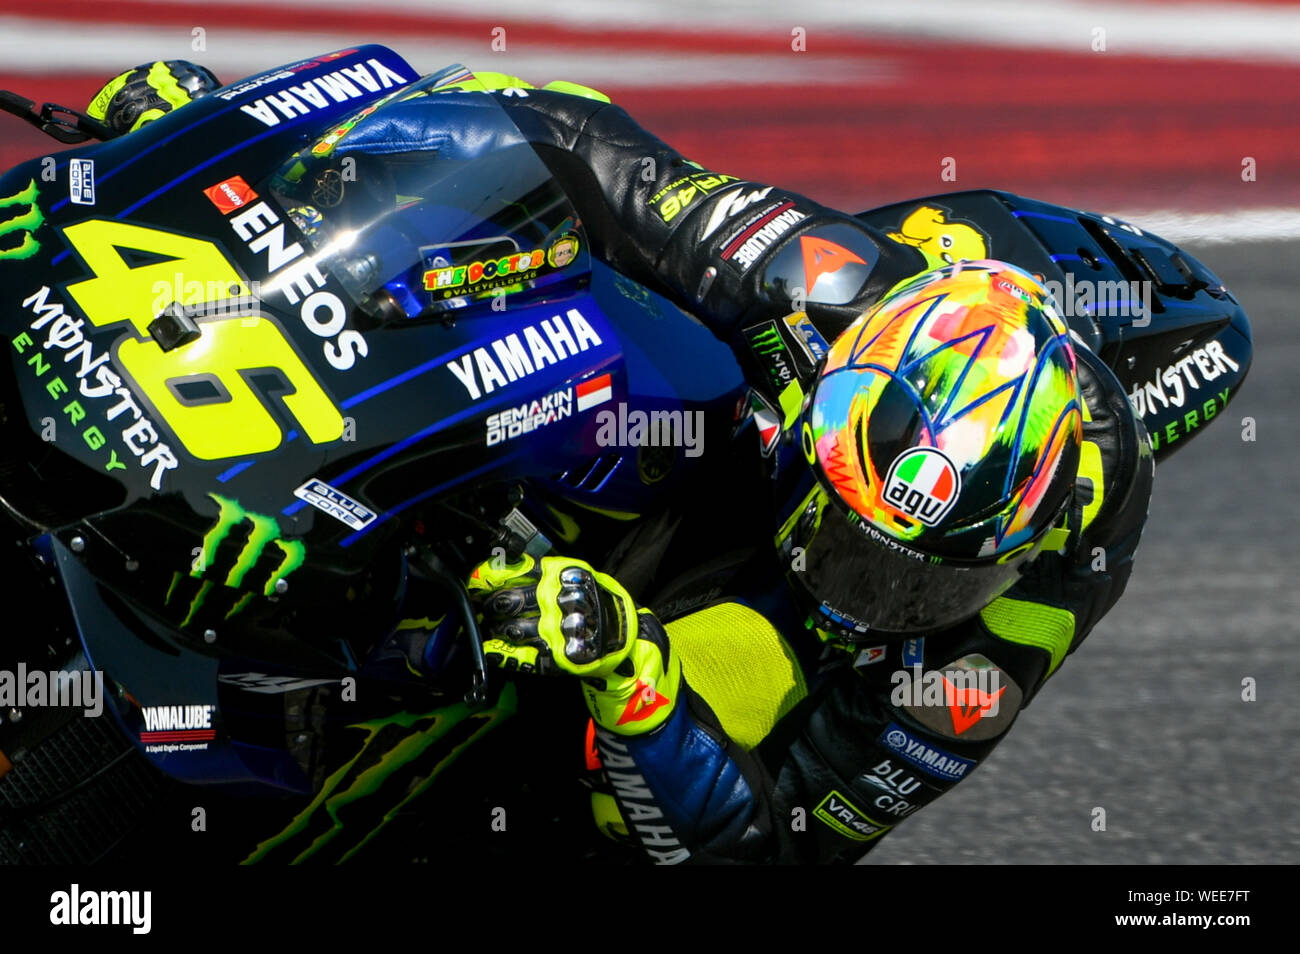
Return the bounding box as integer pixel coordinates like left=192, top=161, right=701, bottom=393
left=466, top=555, right=680, bottom=735
left=86, top=60, right=221, bottom=136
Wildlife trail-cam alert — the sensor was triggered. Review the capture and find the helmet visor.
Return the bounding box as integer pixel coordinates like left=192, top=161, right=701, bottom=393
left=782, top=483, right=1044, bottom=636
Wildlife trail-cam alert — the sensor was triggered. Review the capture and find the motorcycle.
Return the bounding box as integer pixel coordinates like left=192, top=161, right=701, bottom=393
left=0, top=47, right=1251, bottom=863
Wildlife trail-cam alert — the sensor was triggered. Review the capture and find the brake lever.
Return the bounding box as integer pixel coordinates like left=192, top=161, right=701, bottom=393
left=41, top=103, right=115, bottom=143
left=0, top=91, right=115, bottom=143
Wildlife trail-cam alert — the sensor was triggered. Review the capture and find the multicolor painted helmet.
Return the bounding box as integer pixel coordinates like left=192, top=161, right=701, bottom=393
left=777, top=259, right=1083, bottom=637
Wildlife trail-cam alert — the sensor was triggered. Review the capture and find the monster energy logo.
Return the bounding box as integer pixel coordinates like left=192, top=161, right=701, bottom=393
left=243, top=684, right=517, bottom=864
left=744, top=322, right=794, bottom=388
left=0, top=180, right=43, bottom=261
left=169, top=493, right=306, bottom=624
left=748, top=325, right=786, bottom=354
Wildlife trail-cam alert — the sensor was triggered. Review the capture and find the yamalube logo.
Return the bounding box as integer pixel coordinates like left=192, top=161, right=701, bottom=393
left=139, top=703, right=216, bottom=753
left=883, top=447, right=960, bottom=526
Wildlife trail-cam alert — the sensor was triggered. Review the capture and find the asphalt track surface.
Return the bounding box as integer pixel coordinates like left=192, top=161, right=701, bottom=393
left=867, top=239, right=1300, bottom=865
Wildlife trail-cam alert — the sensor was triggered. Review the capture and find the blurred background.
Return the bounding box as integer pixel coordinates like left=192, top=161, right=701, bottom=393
left=2, top=0, right=1299, bottom=229
left=0, top=0, right=1296, bottom=863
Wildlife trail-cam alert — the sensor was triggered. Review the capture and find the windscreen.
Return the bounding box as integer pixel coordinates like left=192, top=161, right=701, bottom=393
left=260, top=66, right=588, bottom=323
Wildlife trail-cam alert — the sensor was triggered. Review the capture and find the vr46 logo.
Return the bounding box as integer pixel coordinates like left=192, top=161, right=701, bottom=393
left=169, top=494, right=306, bottom=625
left=0, top=180, right=42, bottom=261
left=813, top=789, right=889, bottom=843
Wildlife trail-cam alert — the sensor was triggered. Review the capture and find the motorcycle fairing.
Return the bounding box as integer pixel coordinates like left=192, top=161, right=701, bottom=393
left=0, top=52, right=750, bottom=793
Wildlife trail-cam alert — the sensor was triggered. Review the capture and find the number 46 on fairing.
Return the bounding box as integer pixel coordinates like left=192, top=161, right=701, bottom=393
left=61, top=219, right=344, bottom=460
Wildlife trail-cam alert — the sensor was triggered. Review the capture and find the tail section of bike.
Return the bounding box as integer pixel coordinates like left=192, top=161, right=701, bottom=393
left=857, top=190, right=1252, bottom=459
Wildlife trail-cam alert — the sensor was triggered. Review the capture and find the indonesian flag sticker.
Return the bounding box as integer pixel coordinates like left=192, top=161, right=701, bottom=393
left=575, top=373, right=612, bottom=412
left=883, top=447, right=961, bottom=527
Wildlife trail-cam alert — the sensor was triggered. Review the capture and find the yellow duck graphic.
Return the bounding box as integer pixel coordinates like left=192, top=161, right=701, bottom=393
left=888, top=205, right=989, bottom=269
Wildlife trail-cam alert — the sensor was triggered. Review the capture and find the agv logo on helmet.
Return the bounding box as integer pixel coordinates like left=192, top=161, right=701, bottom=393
left=882, top=447, right=961, bottom=527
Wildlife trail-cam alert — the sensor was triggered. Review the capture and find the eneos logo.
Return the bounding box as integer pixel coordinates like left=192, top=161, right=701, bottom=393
left=203, top=175, right=258, bottom=214
left=883, top=447, right=960, bottom=526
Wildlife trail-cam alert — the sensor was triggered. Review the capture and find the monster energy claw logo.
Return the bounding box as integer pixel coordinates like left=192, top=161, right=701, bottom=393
left=0, top=180, right=43, bottom=261
left=749, top=326, right=785, bottom=354
left=743, top=321, right=795, bottom=388
left=196, top=493, right=305, bottom=592
left=244, top=687, right=518, bottom=864
left=172, top=493, right=306, bottom=624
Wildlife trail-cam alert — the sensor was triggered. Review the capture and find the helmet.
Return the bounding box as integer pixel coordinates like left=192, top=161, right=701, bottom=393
left=777, top=259, right=1083, bottom=638
left=86, top=60, right=222, bottom=136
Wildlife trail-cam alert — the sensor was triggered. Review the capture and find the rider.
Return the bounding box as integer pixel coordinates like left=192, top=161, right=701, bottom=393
left=89, top=62, right=1155, bottom=863
left=467, top=260, right=1151, bottom=863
